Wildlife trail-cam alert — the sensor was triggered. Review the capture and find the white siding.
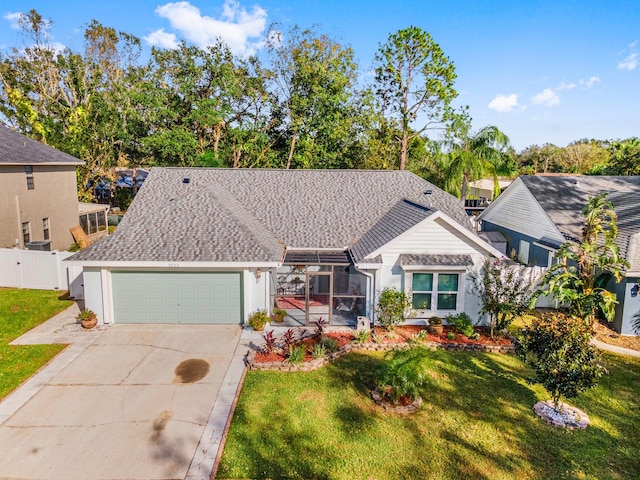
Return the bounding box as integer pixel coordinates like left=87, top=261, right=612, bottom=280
left=83, top=268, right=105, bottom=323
left=243, top=268, right=269, bottom=323
left=480, top=179, right=564, bottom=242
left=370, top=216, right=494, bottom=325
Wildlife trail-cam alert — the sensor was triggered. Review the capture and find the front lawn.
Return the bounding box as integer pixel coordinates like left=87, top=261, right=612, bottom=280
left=218, top=350, right=640, bottom=480
left=0, top=288, right=73, bottom=399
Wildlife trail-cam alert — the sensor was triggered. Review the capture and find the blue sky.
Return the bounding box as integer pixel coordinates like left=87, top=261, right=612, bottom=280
left=1, top=0, right=639, bottom=150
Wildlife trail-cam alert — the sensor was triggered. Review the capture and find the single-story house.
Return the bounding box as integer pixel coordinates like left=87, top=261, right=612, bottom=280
left=0, top=125, right=84, bottom=251
left=477, top=174, right=640, bottom=335
left=67, top=168, right=503, bottom=327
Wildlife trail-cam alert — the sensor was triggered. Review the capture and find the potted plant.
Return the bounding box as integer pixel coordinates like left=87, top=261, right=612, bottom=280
left=272, top=307, right=287, bottom=323
left=76, top=309, right=98, bottom=329
left=427, top=316, right=443, bottom=335
left=248, top=309, right=269, bottom=331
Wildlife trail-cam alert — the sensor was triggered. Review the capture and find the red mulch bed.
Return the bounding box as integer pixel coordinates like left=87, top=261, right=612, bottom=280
left=252, top=326, right=511, bottom=364
left=391, top=325, right=512, bottom=345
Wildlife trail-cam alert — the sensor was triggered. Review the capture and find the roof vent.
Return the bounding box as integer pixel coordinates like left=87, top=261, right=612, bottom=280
left=424, top=190, right=432, bottom=195
left=182, top=178, right=190, bottom=184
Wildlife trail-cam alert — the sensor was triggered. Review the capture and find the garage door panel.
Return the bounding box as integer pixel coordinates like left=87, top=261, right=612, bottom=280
left=112, top=272, right=242, bottom=324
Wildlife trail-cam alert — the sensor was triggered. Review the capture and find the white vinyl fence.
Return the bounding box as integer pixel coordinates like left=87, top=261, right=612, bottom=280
left=0, top=248, right=84, bottom=298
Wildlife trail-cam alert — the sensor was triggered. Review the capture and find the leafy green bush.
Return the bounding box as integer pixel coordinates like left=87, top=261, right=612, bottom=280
left=248, top=309, right=270, bottom=331
left=447, top=331, right=456, bottom=341
left=376, top=287, right=411, bottom=330
left=320, top=336, right=338, bottom=353
left=377, top=345, right=433, bottom=403
left=312, top=343, right=327, bottom=359
left=447, top=312, right=474, bottom=337
left=515, top=312, right=606, bottom=410
left=353, top=329, right=371, bottom=344
left=286, top=345, right=305, bottom=365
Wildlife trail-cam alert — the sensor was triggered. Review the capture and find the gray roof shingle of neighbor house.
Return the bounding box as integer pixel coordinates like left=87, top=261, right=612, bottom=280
left=0, top=125, right=83, bottom=165
left=70, top=168, right=474, bottom=263
left=519, top=175, right=640, bottom=242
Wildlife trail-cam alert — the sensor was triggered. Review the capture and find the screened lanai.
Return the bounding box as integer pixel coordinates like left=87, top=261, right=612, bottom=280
left=272, top=251, right=367, bottom=327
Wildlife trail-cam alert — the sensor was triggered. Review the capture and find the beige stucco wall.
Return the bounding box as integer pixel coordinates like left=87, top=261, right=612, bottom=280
left=0, top=165, right=79, bottom=251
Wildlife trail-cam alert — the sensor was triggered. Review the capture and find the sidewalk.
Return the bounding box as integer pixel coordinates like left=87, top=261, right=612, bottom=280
left=592, top=338, right=640, bottom=358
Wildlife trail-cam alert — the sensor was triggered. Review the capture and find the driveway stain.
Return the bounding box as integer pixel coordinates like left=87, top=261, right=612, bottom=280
left=151, top=410, right=173, bottom=442
left=174, top=358, right=210, bottom=383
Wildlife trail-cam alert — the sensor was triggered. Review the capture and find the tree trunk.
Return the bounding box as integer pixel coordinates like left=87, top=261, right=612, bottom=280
left=399, top=132, right=408, bottom=170
left=286, top=132, right=297, bottom=170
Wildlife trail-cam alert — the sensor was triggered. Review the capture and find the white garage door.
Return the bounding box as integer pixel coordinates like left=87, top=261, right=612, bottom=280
left=111, top=271, right=242, bottom=324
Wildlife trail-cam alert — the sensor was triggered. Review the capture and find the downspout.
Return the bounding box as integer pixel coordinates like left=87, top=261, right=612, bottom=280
left=15, top=195, right=22, bottom=248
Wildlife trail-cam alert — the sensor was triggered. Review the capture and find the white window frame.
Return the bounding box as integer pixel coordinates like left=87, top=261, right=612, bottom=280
left=22, top=221, right=31, bottom=245
left=43, top=217, right=50, bottom=241
left=405, top=268, right=465, bottom=315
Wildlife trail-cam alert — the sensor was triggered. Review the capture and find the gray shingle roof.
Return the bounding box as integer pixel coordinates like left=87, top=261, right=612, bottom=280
left=399, top=254, right=474, bottom=267
left=520, top=175, right=640, bottom=242
left=0, top=125, right=83, bottom=165
left=609, top=191, right=640, bottom=270
left=70, top=168, right=473, bottom=263
left=350, top=199, right=434, bottom=261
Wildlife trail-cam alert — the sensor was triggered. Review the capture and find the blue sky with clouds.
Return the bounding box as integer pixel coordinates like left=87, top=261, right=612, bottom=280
left=1, top=0, right=638, bottom=150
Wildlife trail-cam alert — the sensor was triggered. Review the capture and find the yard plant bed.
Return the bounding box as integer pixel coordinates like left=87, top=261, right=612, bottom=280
left=219, top=351, right=640, bottom=479
left=0, top=288, right=73, bottom=399
left=249, top=326, right=514, bottom=371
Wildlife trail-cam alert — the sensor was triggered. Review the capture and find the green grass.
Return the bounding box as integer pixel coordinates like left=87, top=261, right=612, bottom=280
left=218, top=350, right=640, bottom=480
left=0, top=288, right=73, bottom=399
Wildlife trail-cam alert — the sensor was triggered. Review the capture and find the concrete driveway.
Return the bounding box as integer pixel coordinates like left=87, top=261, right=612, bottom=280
left=0, top=307, right=245, bottom=480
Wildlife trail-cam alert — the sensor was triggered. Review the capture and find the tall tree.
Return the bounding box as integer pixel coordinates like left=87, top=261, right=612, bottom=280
left=603, top=137, right=640, bottom=175
left=442, top=114, right=513, bottom=204
left=266, top=25, right=362, bottom=169
left=541, top=193, right=629, bottom=325
left=374, top=26, right=457, bottom=170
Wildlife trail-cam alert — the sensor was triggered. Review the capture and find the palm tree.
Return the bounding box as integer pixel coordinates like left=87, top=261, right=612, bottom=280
left=443, top=118, right=513, bottom=205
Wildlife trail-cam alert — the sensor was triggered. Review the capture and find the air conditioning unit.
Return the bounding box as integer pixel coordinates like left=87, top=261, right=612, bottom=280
left=25, top=241, right=51, bottom=251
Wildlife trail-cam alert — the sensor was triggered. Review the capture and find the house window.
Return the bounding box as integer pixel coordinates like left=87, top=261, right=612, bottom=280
left=43, top=218, right=50, bottom=241
left=411, top=272, right=460, bottom=311
left=22, top=222, right=30, bottom=244
left=79, top=210, right=108, bottom=235
left=25, top=166, right=34, bottom=189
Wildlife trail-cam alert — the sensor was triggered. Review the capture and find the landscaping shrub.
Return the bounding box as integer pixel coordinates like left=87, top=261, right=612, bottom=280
left=262, top=330, right=277, bottom=354
left=353, top=329, right=371, bottom=344
left=312, top=343, right=327, bottom=359
left=286, top=345, right=305, bottom=365
left=377, top=345, right=433, bottom=403
left=468, top=257, right=538, bottom=339
left=376, top=287, right=411, bottom=330
left=320, top=336, right=338, bottom=353
left=515, top=312, right=606, bottom=410
left=447, top=312, right=474, bottom=337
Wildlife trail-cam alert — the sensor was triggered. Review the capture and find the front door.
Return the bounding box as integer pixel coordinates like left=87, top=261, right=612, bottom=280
left=306, top=272, right=332, bottom=325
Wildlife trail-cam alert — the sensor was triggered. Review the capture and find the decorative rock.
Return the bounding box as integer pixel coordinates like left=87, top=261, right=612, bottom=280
left=370, top=389, right=423, bottom=414
left=533, top=401, right=590, bottom=429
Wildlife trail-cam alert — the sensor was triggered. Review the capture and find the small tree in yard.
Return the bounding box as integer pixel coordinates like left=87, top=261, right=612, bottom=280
left=541, top=193, right=628, bottom=326
left=468, top=257, right=538, bottom=339
left=515, top=312, right=606, bottom=411
left=375, top=287, right=411, bottom=331
left=377, top=345, right=433, bottom=403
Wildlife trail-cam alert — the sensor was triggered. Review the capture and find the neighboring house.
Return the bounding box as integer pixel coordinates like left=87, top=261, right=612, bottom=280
left=68, top=168, right=502, bottom=327
left=477, top=174, right=640, bottom=335
left=0, top=125, right=84, bottom=251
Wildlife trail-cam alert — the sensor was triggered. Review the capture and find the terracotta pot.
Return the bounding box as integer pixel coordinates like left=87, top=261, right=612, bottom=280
left=427, top=324, right=443, bottom=335
left=274, top=314, right=284, bottom=323
left=81, top=317, right=98, bottom=329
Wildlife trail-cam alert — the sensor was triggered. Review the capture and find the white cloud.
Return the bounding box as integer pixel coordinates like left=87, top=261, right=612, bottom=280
left=556, top=81, right=576, bottom=91
left=144, top=29, right=179, bottom=49
left=618, top=41, right=638, bottom=71
left=618, top=52, right=638, bottom=71
left=4, top=12, right=22, bottom=29
left=532, top=88, right=559, bottom=107
left=579, top=76, right=600, bottom=88
left=149, top=0, right=267, bottom=56
left=488, top=94, right=519, bottom=112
